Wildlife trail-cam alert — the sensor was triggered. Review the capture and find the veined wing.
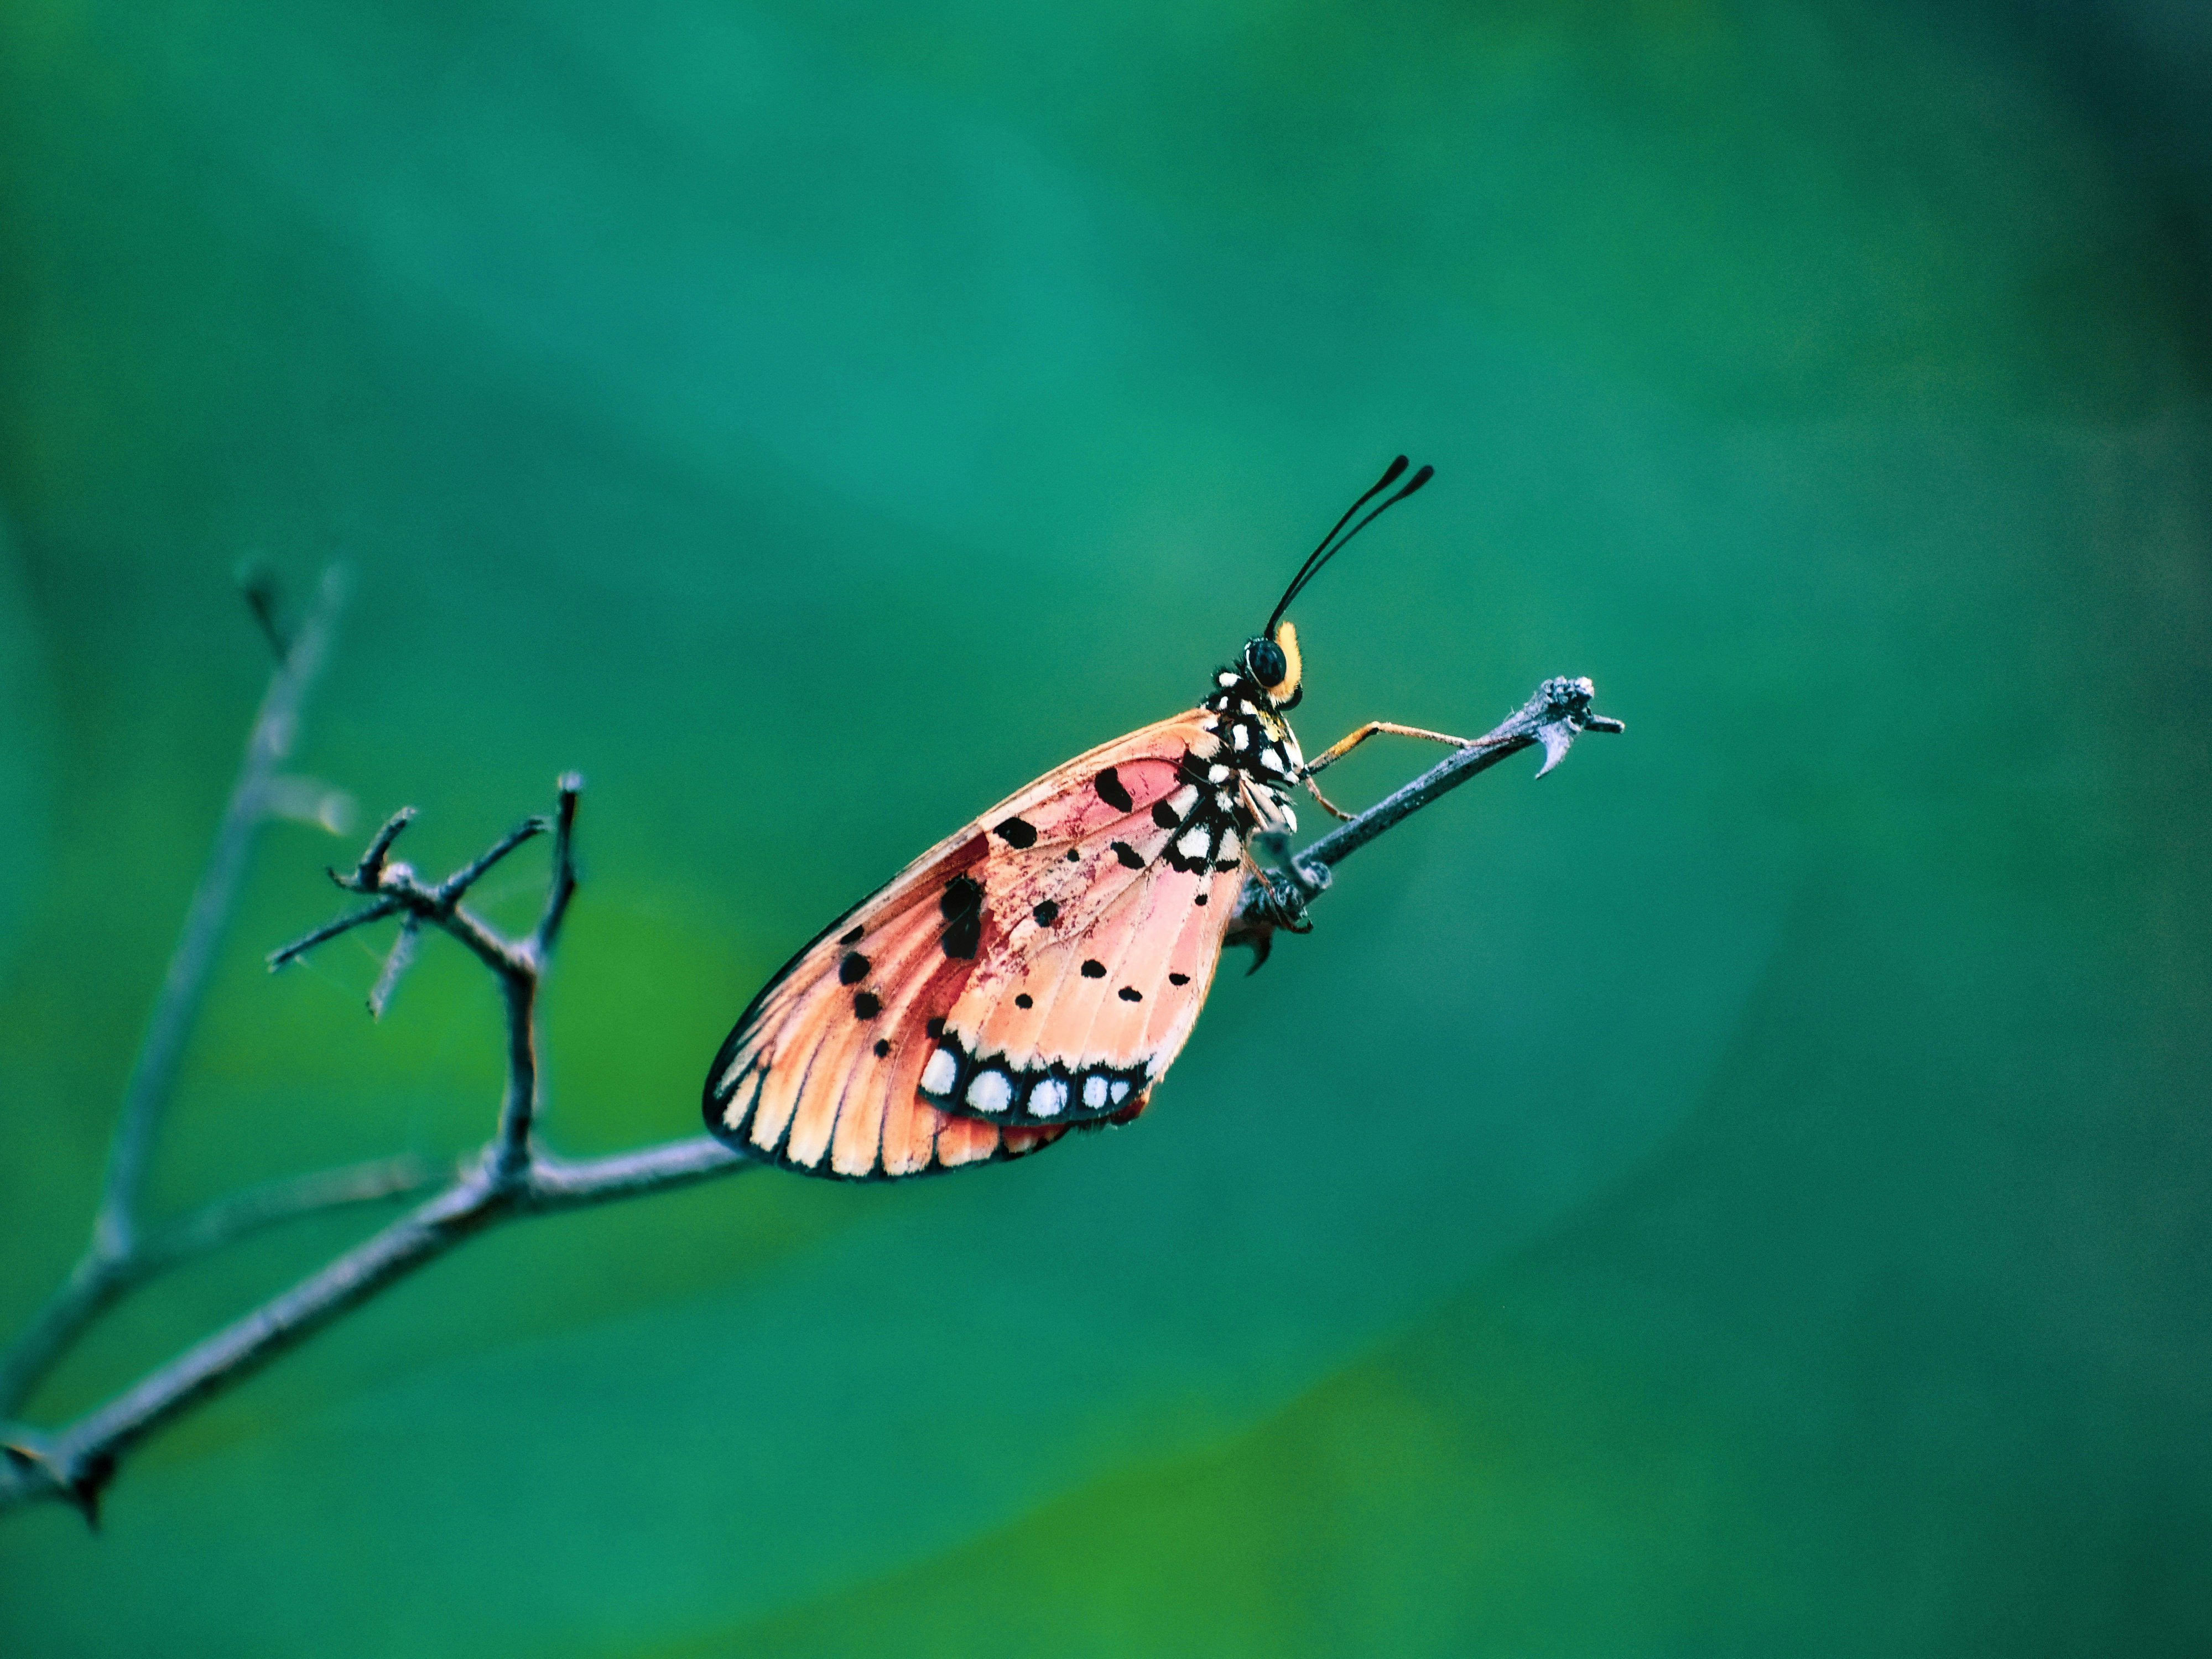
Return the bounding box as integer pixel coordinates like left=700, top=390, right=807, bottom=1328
left=703, top=710, right=1245, bottom=1178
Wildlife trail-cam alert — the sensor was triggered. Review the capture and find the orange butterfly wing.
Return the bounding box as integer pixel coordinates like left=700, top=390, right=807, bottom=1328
left=704, top=711, right=1250, bottom=1179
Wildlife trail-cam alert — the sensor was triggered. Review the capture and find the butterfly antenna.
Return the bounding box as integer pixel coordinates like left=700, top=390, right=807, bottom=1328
left=1266, top=457, right=1434, bottom=637
left=1267, top=457, right=1404, bottom=637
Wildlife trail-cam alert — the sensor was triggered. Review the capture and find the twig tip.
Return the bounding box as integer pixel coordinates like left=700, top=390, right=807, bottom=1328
left=352, top=805, right=419, bottom=890
left=367, top=917, right=421, bottom=1020
left=233, top=561, right=290, bottom=661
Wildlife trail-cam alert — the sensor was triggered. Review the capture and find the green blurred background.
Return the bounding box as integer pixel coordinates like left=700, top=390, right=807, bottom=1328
left=3, top=0, right=2209, bottom=1652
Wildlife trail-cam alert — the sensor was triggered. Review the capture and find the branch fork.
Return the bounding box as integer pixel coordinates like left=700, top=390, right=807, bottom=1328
left=272, top=777, right=582, bottom=1180
left=0, top=582, right=1619, bottom=1524
left=3, top=772, right=743, bottom=1522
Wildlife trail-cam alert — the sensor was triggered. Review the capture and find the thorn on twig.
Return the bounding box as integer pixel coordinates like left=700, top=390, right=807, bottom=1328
left=1533, top=723, right=1576, bottom=778
left=65, top=1450, right=115, bottom=1531
left=1236, top=927, right=1274, bottom=975
left=368, top=917, right=421, bottom=1020
left=4, top=1439, right=108, bottom=1530
left=1529, top=678, right=1625, bottom=778
left=236, top=561, right=291, bottom=662
left=1225, top=851, right=1318, bottom=975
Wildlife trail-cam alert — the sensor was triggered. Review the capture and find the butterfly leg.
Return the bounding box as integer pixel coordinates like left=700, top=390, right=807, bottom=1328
left=1240, top=852, right=1314, bottom=934
left=1300, top=721, right=1476, bottom=819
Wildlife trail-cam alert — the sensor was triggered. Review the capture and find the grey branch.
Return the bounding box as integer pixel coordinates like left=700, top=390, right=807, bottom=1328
left=1, top=1136, right=748, bottom=1523
left=2, top=769, right=759, bottom=1523
left=0, top=1154, right=442, bottom=1428
left=0, top=661, right=1617, bottom=1525
left=0, top=570, right=377, bottom=1427
left=96, top=568, right=350, bottom=1261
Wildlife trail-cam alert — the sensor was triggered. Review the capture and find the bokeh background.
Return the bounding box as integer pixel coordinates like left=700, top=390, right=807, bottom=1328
left=3, top=0, right=2210, bottom=1652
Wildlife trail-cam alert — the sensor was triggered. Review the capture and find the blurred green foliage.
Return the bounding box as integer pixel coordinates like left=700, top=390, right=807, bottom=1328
left=2, top=0, right=2208, bottom=1653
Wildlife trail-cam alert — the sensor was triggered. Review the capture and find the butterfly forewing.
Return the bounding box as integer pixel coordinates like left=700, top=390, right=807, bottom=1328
left=705, top=710, right=1250, bottom=1178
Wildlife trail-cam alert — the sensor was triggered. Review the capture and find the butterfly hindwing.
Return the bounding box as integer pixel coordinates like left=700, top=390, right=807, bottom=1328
left=707, top=828, right=1038, bottom=1179
left=925, top=849, right=1246, bottom=1128
left=704, top=711, right=1246, bottom=1178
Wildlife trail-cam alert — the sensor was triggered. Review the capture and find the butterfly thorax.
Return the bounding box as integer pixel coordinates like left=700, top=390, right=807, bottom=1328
left=1190, top=666, right=1303, bottom=849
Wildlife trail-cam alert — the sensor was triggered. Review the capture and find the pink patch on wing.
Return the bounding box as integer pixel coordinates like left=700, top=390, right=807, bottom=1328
left=1022, top=757, right=1184, bottom=841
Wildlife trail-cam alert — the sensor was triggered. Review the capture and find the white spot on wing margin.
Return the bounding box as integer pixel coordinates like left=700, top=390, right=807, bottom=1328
left=920, top=1047, right=957, bottom=1095
left=966, top=1069, right=1013, bottom=1113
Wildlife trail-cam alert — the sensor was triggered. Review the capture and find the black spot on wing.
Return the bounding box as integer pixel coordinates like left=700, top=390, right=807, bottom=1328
left=838, top=951, right=870, bottom=985
left=1169, top=972, right=1191, bottom=986
left=1015, top=992, right=1033, bottom=1008
left=1065, top=849, right=1081, bottom=862
left=1118, top=986, right=1142, bottom=1002
left=1152, top=799, right=1182, bottom=829
left=852, top=991, right=882, bottom=1019
left=927, top=1016, right=945, bottom=1038
left=1095, top=767, right=1133, bottom=812
left=1162, top=850, right=1200, bottom=875
left=1033, top=899, right=1059, bottom=925
left=994, top=815, right=1038, bottom=849
left=1111, top=841, right=1143, bottom=869
left=1194, top=892, right=1208, bottom=906
left=839, top=924, right=866, bottom=946
left=1081, top=959, right=1106, bottom=979
left=940, top=874, right=985, bottom=958
left=873, top=1037, right=892, bottom=1057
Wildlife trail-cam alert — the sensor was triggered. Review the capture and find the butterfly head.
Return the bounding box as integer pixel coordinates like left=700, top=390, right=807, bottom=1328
left=1239, top=621, right=1304, bottom=710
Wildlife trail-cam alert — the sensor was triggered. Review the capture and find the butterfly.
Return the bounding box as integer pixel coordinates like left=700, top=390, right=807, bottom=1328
left=704, top=456, right=1478, bottom=1179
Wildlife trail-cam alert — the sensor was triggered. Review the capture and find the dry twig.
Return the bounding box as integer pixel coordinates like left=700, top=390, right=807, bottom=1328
left=0, top=606, right=1618, bottom=1523
left=0, top=570, right=446, bottom=1425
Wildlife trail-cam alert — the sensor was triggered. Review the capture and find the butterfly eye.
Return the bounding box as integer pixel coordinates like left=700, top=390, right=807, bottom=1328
left=1245, top=637, right=1287, bottom=688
